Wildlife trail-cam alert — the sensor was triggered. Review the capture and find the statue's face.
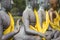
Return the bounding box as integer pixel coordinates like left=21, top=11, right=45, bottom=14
left=2, top=0, right=14, bottom=10
left=49, top=0, right=58, bottom=8
left=28, top=0, right=38, bottom=8
left=49, top=0, right=57, bottom=5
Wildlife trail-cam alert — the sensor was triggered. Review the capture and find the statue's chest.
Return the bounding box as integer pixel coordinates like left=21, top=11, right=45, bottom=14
left=29, top=12, right=36, bottom=23
left=0, top=13, right=10, bottom=30
left=29, top=12, right=40, bottom=23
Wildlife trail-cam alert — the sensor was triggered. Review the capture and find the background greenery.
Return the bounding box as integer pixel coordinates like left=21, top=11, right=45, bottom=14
left=10, top=0, right=26, bottom=23
left=11, top=0, right=26, bottom=16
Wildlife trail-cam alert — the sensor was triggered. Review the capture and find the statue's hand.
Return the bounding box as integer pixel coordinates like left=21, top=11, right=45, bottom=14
left=45, top=35, right=51, bottom=40
left=14, top=19, right=21, bottom=34
left=38, top=32, right=52, bottom=40
left=38, top=33, right=46, bottom=38
left=45, top=33, right=54, bottom=40
left=45, top=33, right=53, bottom=40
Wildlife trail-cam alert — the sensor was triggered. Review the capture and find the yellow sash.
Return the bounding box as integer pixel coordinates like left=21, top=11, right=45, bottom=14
left=3, top=12, right=14, bottom=40
left=30, top=9, right=50, bottom=40
left=50, top=11, right=60, bottom=31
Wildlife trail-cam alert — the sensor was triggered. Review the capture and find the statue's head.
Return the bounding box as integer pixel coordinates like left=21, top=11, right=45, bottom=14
left=2, top=0, right=14, bottom=10
left=49, top=0, right=58, bottom=5
left=49, top=0, right=59, bottom=10
left=38, top=0, right=49, bottom=10
left=38, top=0, right=45, bottom=8
left=49, top=0, right=58, bottom=7
left=27, top=0, right=39, bottom=9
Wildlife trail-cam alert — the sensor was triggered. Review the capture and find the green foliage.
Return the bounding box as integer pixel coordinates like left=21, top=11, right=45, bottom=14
left=11, top=7, right=19, bottom=16
left=13, top=0, right=26, bottom=13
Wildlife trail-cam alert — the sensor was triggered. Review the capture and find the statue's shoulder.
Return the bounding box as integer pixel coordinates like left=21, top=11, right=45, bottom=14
left=0, top=10, right=10, bottom=22
left=0, top=10, right=8, bottom=17
left=24, top=7, right=32, bottom=12
left=0, top=10, right=10, bottom=27
left=23, top=7, right=33, bottom=15
left=38, top=7, right=46, bottom=14
left=0, top=10, right=6, bottom=17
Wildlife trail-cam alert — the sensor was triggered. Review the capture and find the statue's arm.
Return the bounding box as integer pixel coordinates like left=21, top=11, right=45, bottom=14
left=48, top=8, right=54, bottom=22
left=53, top=31, right=60, bottom=39
left=0, top=23, right=3, bottom=40
left=2, top=32, right=17, bottom=40
left=0, top=19, right=17, bottom=40
left=22, top=11, right=45, bottom=37
left=0, top=13, right=20, bottom=40
left=2, top=19, right=21, bottom=40
left=51, top=34, right=60, bottom=40
left=45, top=27, right=57, bottom=40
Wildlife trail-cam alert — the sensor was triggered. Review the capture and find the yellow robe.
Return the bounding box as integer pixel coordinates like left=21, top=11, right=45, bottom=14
left=50, top=11, right=60, bottom=31
left=30, top=9, right=50, bottom=40
left=3, top=12, right=14, bottom=40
